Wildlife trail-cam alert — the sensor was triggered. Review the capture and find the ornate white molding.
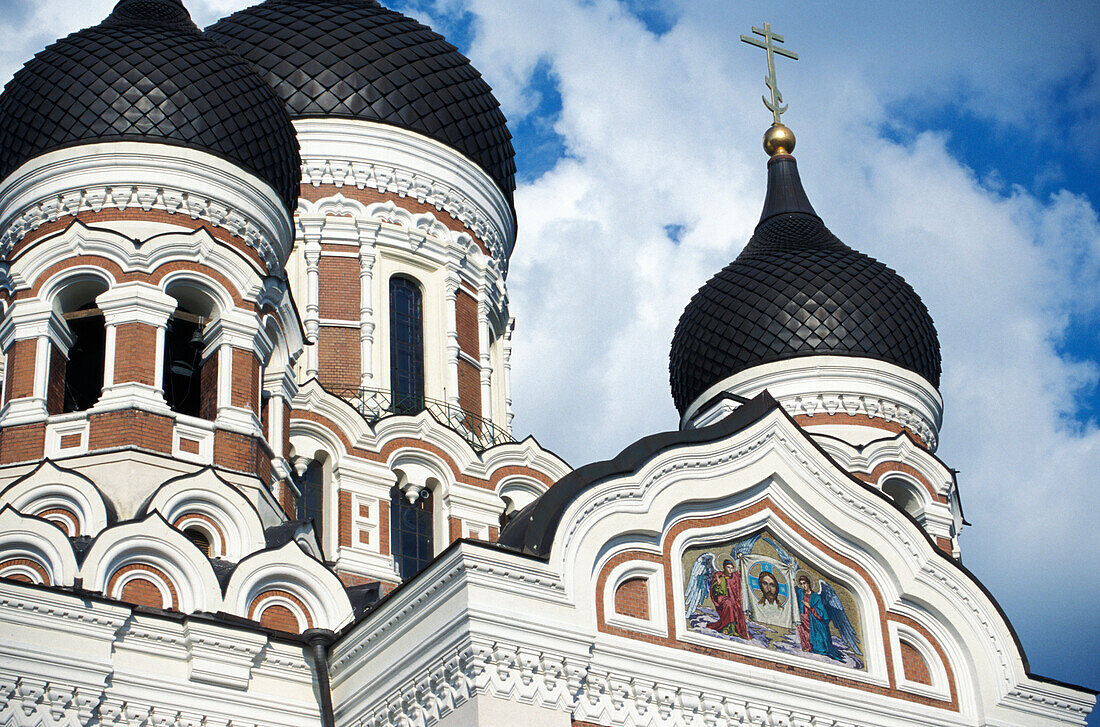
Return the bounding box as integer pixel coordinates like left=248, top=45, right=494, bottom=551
left=685, top=356, right=944, bottom=451
left=296, top=195, right=500, bottom=298
left=0, top=142, right=293, bottom=272
left=339, top=632, right=978, bottom=727
left=294, top=118, right=515, bottom=272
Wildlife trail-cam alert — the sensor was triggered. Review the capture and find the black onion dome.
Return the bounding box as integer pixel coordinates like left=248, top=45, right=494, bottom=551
left=669, top=154, right=941, bottom=415
left=0, top=0, right=301, bottom=213
left=205, top=0, right=516, bottom=202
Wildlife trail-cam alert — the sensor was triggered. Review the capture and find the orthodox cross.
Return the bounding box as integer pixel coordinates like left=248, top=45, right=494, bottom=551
left=740, top=22, right=798, bottom=125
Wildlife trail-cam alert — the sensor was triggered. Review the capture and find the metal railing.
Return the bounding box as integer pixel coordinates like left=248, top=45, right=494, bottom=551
left=321, top=384, right=514, bottom=452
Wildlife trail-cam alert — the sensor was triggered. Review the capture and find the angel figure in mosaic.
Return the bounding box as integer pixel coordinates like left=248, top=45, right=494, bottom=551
left=685, top=552, right=716, bottom=617
left=795, top=574, right=861, bottom=660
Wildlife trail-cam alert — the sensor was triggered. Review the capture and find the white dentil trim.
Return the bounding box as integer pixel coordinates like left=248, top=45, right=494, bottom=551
left=0, top=142, right=293, bottom=271
left=294, top=118, right=515, bottom=270
left=685, top=356, right=944, bottom=451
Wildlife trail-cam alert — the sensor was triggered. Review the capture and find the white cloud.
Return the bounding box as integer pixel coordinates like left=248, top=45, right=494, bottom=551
left=0, top=0, right=253, bottom=86
left=0, top=0, right=1095, bottom=694
left=461, top=0, right=1100, bottom=688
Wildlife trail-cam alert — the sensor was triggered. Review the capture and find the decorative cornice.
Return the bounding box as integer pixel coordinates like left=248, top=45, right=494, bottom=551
left=686, top=356, right=943, bottom=451
left=294, top=119, right=515, bottom=274
left=546, top=410, right=1019, bottom=696
left=0, top=143, right=292, bottom=272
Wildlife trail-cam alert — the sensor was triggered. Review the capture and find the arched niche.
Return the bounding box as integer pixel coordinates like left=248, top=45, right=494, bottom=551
left=881, top=475, right=928, bottom=524
left=0, top=506, right=79, bottom=587
left=78, top=514, right=223, bottom=614
left=224, top=541, right=353, bottom=632
left=389, top=447, right=453, bottom=571
left=46, top=273, right=110, bottom=413
left=0, top=460, right=112, bottom=537
left=161, top=277, right=226, bottom=419
left=141, top=468, right=267, bottom=562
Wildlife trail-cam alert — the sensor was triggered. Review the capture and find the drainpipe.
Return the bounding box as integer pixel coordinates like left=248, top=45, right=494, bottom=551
left=304, top=628, right=337, bottom=727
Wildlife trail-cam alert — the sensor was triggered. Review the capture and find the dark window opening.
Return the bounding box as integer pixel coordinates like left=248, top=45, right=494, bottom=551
left=163, top=309, right=206, bottom=417
left=389, top=277, right=424, bottom=415
left=184, top=527, right=211, bottom=557
left=390, top=485, right=433, bottom=580
left=62, top=305, right=105, bottom=413
left=297, top=460, right=324, bottom=544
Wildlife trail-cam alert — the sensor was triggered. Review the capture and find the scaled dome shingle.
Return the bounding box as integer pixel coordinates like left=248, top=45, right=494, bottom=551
left=0, top=0, right=301, bottom=214
left=669, top=156, right=941, bottom=415
left=205, top=0, right=516, bottom=202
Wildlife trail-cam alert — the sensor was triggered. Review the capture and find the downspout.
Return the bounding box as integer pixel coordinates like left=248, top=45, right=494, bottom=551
left=304, top=628, right=337, bottom=727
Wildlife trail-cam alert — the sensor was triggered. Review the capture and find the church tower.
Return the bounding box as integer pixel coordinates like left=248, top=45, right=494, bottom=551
left=206, top=0, right=566, bottom=589
left=0, top=0, right=303, bottom=533
left=0, top=8, right=1092, bottom=727
left=670, top=44, right=960, bottom=557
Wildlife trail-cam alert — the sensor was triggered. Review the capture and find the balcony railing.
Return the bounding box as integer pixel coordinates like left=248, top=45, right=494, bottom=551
left=321, top=384, right=514, bottom=453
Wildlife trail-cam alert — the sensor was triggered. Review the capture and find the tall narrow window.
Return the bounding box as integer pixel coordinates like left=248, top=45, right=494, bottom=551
left=389, top=277, right=424, bottom=415
left=297, top=460, right=324, bottom=544
left=390, top=485, right=433, bottom=579
left=62, top=304, right=105, bottom=413
left=163, top=308, right=206, bottom=417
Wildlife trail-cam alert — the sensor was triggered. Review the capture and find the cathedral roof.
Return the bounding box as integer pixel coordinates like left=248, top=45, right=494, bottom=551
left=669, top=153, right=941, bottom=415
left=205, top=0, right=516, bottom=202
left=499, top=393, right=783, bottom=557
left=0, top=0, right=301, bottom=213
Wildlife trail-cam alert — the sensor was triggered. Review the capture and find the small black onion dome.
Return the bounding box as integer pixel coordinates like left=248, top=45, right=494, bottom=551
left=0, top=0, right=301, bottom=214
left=669, top=154, right=941, bottom=415
left=205, top=0, right=516, bottom=203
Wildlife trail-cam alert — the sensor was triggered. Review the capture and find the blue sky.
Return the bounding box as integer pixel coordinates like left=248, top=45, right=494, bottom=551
left=1, top=0, right=1097, bottom=717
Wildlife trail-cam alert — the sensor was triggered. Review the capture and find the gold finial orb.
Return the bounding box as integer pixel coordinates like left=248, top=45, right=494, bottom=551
left=763, top=123, right=795, bottom=156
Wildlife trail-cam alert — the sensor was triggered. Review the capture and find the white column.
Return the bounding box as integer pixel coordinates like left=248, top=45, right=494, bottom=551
left=0, top=300, right=73, bottom=425
left=94, top=282, right=177, bottom=412
left=477, top=287, right=493, bottom=423
left=265, top=369, right=297, bottom=482
left=503, top=317, right=515, bottom=433
left=204, top=310, right=272, bottom=435
left=302, top=220, right=323, bottom=381
left=359, top=245, right=375, bottom=388
left=444, top=268, right=461, bottom=408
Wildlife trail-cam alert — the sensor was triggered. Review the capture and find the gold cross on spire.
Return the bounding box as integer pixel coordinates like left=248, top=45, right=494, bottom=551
left=740, top=22, right=798, bottom=125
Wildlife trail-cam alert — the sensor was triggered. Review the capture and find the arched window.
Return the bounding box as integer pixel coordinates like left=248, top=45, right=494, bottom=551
left=297, top=459, right=324, bottom=543
left=61, top=303, right=106, bottom=413
left=184, top=527, right=211, bottom=557
left=389, top=276, right=424, bottom=415
left=163, top=306, right=206, bottom=417
left=163, top=286, right=217, bottom=419
left=52, top=280, right=108, bottom=414
left=883, top=478, right=924, bottom=522
left=390, top=485, right=433, bottom=579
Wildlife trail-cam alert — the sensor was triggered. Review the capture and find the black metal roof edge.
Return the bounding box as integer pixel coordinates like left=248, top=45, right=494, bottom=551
left=497, top=392, right=784, bottom=556
left=6, top=218, right=137, bottom=264
left=0, top=458, right=119, bottom=525
left=473, top=431, right=573, bottom=469
left=680, top=390, right=752, bottom=426
left=492, top=390, right=1095, bottom=696
left=135, top=464, right=265, bottom=525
